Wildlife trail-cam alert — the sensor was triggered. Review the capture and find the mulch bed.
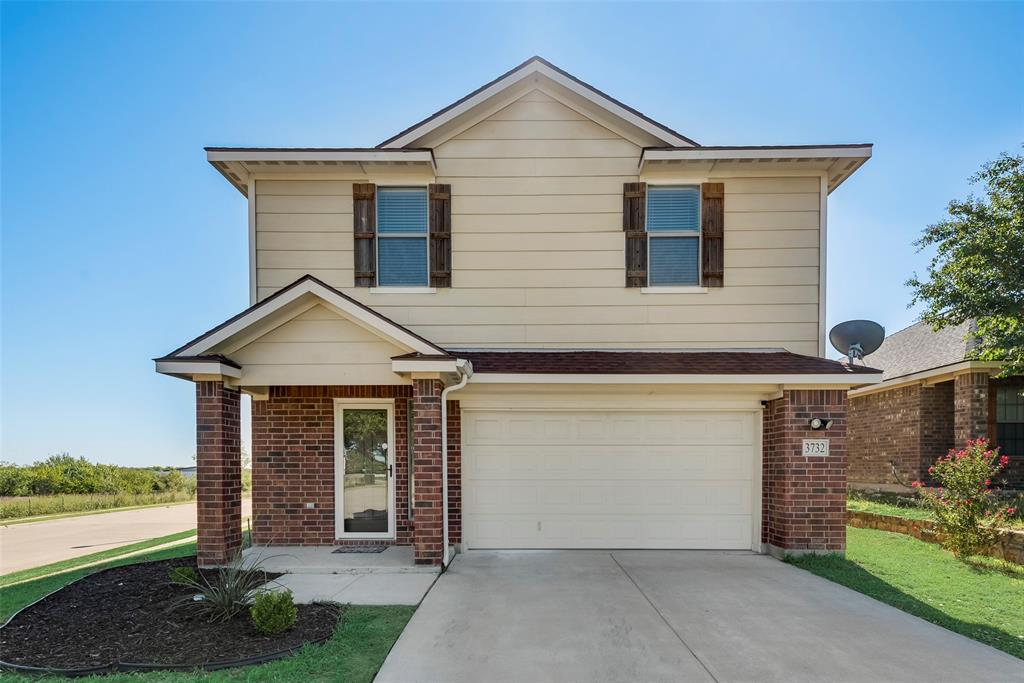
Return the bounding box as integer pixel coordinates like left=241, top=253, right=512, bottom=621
left=0, top=557, right=341, bottom=671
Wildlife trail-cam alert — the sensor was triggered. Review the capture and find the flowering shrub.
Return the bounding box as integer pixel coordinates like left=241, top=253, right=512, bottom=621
left=913, top=439, right=1015, bottom=558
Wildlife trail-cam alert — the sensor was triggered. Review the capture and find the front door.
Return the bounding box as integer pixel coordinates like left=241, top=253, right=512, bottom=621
left=336, top=402, right=395, bottom=538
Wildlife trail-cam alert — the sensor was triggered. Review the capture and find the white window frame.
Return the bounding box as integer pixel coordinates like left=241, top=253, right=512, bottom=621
left=375, top=185, right=430, bottom=288
left=646, top=184, right=702, bottom=288
left=334, top=399, right=397, bottom=540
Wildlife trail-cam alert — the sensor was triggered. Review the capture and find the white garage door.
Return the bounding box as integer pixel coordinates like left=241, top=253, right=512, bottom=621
left=463, top=409, right=757, bottom=550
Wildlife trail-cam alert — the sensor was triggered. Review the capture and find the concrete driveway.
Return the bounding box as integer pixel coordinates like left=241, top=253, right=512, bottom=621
left=376, top=550, right=1023, bottom=683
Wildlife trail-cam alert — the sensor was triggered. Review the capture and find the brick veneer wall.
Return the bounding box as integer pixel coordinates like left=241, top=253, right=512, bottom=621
left=447, top=400, right=462, bottom=546
left=954, top=372, right=989, bottom=444
left=762, top=389, right=848, bottom=555
left=413, top=379, right=444, bottom=565
left=196, top=381, right=242, bottom=566
left=848, top=382, right=953, bottom=486
left=251, top=386, right=413, bottom=546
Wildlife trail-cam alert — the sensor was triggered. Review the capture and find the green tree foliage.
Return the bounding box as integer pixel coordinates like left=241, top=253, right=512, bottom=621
left=0, top=454, right=196, bottom=497
left=908, top=148, right=1024, bottom=376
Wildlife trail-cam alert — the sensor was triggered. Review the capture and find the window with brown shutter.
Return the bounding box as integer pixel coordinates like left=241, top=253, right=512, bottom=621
left=623, top=182, right=647, bottom=287
left=352, top=183, right=376, bottom=287
left=428, top=184, right=452, bottom=288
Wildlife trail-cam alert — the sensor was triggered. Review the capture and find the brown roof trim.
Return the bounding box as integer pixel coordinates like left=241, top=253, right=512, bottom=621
left=163, top=274, right=447, bottom=358
left=456, top=350, right=882, bottom=375
left=377, top=56, right=698, bottom=148
left=643, top=144, right=873, bottom=152
left=152, top=354, right=242, bottom=369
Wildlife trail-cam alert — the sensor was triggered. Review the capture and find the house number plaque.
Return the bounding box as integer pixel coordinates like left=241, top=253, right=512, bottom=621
left=802, top=439, right=830, bottom=457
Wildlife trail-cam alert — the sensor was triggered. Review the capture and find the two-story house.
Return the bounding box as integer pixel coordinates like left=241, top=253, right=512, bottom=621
left=155, top=57, right=880, bottom=567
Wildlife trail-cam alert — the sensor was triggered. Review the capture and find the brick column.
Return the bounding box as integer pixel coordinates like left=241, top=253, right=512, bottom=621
left=954, top=372, right=989, bottom=445
left=412, top=378, right=444, bottom=565
left=196, top=381, right=242, bottom=567
left=763, top=389, right=847, bottom=557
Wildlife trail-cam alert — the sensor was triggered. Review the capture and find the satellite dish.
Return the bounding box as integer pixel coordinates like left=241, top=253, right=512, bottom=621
left=829, top=320, right=885, bottom=364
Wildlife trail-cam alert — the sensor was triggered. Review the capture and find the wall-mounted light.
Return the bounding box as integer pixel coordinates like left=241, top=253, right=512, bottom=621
left=809, top=418, right=834, bottom=431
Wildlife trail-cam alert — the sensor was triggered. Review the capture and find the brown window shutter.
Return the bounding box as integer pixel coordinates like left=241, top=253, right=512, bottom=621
left=428, top=183, right=452, bottom=288
left=352, top=183, right=376, bottom=287
left=701, top=182, right=724, bottom=287
left=623, top=182, right=647, bottom=287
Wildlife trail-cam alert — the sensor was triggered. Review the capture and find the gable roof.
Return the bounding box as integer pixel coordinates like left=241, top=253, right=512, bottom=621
left=158, top=275, right=447, bottom=361
left=861, top=320, right=978, bottom=382
left=377, top=56, right=698, bottom=149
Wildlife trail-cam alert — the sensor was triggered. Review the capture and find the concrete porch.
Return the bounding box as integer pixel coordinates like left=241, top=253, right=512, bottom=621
left=244, top=545, right=440, bottom=605
left=242, top=545, right=439, bottom=575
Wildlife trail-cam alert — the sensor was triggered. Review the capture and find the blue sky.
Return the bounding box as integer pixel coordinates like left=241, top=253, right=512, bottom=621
left=2, top=2, right=1022, bottom=466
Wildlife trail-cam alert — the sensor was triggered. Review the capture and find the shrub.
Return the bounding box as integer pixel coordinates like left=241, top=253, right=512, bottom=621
left=168, top=566, right=199, bottom=586
left=250, top=590, right=298, bottom=635
left=0, top=455, right=196, bottom=497
left=913, top=439, right=1016, bottom=557
left=172, top=551, right=272, bottom=622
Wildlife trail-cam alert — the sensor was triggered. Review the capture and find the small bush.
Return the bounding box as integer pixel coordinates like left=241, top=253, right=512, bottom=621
left=250, top=590, right=297, bottom=635
left=168, top=566, right=199, bottom=586
left=914, top=439, right=1016, bottom=558
left=172, top=551, right=272, bottom=622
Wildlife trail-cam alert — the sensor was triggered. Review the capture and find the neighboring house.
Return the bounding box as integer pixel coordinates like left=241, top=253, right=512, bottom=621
left=175, top=466, right=198, bottom=478
left=155, top=57, right=880, bottom=567
left=848, top=320, right=1023, bottom=490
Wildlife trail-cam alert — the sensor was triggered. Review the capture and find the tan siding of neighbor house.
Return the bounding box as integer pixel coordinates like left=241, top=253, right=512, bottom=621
left=252, top=89, right=822, bottom=354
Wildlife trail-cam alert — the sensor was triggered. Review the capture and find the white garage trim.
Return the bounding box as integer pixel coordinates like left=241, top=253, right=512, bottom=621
left=461, top=405, right=762, bottom=552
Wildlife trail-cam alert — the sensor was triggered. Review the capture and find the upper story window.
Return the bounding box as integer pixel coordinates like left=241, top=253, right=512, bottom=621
left=377, top=187, right=428, bottom=286
left=647, top=185, right=701, bottom=286
left=996, top=385, right=1024, bottom=456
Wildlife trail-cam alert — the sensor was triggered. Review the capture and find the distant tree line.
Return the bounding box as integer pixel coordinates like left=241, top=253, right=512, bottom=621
left=0, top=454, right=196, bottom=497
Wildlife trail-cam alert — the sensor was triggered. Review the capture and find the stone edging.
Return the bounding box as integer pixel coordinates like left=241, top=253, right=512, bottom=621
left=847, top=510, right=1024, bottom=565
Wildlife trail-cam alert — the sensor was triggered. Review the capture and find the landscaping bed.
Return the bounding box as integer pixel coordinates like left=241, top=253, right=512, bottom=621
left=0, top=557, right=340, bottom=672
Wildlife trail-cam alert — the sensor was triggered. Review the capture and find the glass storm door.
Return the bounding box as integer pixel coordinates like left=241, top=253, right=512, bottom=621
left=338, top=405, right=393, bottom=536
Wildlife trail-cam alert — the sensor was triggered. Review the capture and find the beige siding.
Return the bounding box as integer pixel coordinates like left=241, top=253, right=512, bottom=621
left=228, top=305, right=408, bottom=386
left=252, top=89, right=822, bottom=356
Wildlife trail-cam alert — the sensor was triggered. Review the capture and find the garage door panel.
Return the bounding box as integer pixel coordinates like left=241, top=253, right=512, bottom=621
left=463, top=408, right=757, bottom=550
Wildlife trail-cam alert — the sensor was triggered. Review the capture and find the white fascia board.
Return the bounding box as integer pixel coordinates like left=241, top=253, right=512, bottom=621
left=207, top=149, right=435, bottom=168
left=381, top=60, right=690, bottom=149
left=640, top=146, right=873, bottom=164
left=176, top=279, right=443, bottom=358
left=155, top=360, right=242, bottom=379
left=392, top=358, right=474, bottom=375
left=848, top=361, right=1002, bottom=397
left=470, top=373, right=881, bottom=386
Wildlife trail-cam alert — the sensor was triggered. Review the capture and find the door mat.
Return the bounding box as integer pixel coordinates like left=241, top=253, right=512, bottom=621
left=331, top=546, right=388, bottom=554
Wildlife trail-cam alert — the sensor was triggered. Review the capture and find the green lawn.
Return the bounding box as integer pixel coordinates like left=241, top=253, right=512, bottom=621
left=0, top=529, right=197, bottom=588
left=0, top=543, right=414, bottom=682
left=788, top=526, right=1024, bottom=659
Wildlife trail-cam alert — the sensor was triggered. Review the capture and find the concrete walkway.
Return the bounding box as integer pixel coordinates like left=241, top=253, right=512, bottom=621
left=377, top=550, right=1023, bottom=683
left=0, top=499, right=252, bottom=574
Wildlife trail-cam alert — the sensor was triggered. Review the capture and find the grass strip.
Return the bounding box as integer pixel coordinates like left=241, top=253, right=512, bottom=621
left=1, top=499, right=197, bottom=526
left=0, top=529, right=197, bottom=589
left=788, top=526, right=1024, bottom=660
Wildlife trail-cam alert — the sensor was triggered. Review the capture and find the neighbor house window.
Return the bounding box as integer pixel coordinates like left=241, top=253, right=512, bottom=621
left=996, top=385, right=1024, bottom=456
left=377, top=187, right=428, bottom=286
left=647, top=185, right=700, bottom=286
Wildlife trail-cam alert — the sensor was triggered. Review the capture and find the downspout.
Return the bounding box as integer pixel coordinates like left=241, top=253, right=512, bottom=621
left=440, top=359, right=471, bottom=568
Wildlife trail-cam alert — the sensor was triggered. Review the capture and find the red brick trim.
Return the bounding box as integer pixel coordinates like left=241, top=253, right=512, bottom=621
left=447, top=400, right=462, bottom=545
left=762, top=389, right=847, bottom=554
left=196, top=381, right=242, bottom=566
left=412, top=379, right=444, bottom=565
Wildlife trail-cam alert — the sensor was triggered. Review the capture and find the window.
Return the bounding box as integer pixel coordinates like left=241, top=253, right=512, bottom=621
left=996, top=385, right=1024, bottom=456
left=377, top=187, right=428, bottom=286
left=647, top=185, right=700, bottom=286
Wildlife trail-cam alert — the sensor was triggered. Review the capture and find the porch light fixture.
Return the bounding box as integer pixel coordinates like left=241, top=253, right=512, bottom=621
left=808, top=418, right=833, bottom=431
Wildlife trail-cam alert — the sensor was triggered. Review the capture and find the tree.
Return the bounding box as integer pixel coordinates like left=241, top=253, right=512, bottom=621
left=907, top=147, right=1024, bottom=377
